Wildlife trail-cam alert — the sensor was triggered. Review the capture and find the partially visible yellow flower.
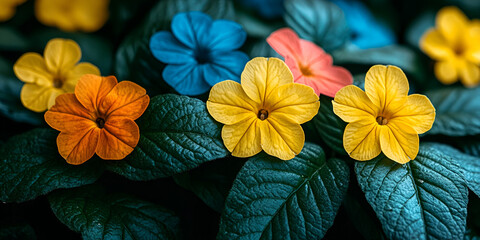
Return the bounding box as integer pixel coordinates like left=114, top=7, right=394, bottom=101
left=14, top=38, right=100, bottom=112
left=35, top=0, right=109, bottom=32
left=207, top=57, right=320, bottom=160
left=0, top=0, right=26, bottom=21
left=332, top=65, right=436, bottom=164
left=420, top=6, right=480, bottom=87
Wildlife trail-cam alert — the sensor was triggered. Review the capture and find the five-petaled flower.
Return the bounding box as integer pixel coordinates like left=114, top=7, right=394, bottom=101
left=267, top=28, right=352, bottom=97
left=14, top=38, right=100, bottom=112
left=0, top=0, right=25, bottom=21
left=35, top=0, right=109, bottom=32
left=207, top=57, right=319, bottom=160
left=420, top=6, right=480, bottom=87
left=150, top=11, right=249, bottom=96
left=45, top=74, right=150, bottom=165
left=333, top=65, right=435, bottom=164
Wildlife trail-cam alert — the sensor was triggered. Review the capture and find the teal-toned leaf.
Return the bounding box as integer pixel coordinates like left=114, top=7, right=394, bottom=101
left=426, top=86, right=480, bottom=136
left=0, top=128, right=104, bottom=203
left=0, top=223, right=36, bottom=240
left=247, top=39, right=282, bottom=59
left=304, top=95, right=347, bottom=155
left=0, top=27, right=28, bottom=51
left=106, top=94, right=228, bottom=180
left=405, top=11, right=435, bottom=48
left=218, top=143, right=349, bottom=239
left=173, top=156, right=245, bottom=213
left=355, top=143, right=469, bottom=239
left=49, top=185, right=180, bottom=240
left=343, top=192, right=386, bottom=240
left=115, top=0, right=235, bottom=95
left=284, top=0, right=349, bottom=52
left=456, top=136, right=480, bottom=157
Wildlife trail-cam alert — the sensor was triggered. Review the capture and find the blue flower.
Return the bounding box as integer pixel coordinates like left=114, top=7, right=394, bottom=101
left=331, top=0, right=396, bottom=49
left=237, top=0, right=285, bottom=19
left=150, top=11, right=249, bottom=95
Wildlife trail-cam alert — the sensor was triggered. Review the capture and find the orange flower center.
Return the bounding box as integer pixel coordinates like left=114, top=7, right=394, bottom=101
left=53, top=76, right=63, bottom=88
left=96, top=117, right=105, bottom=128
left=376, top=116, right=388, bottom=125
left=299, top=64, right=314, bottom=77
left=258, top=109, right=268, bottom=120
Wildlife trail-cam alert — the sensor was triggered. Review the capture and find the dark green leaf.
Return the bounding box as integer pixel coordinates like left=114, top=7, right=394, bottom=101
left=0, top=128, right=104, bottom=203
left=106, top=94, right=228, bottom=180
left=426, top=86, right=480, bottom=136
left=173, top=156, right=245, bottom=213
left=355, top=143, right=469, bottom=239
left=49, top=185, right=180, bottom=240
left=456, top=136, right=480, bottom=157
left=0, top=223, right=36, bottom=240
left=0, top=27, right=28, bottom=51
left=405, top=11, right=435, bottom=48
left=115, top=0, right=235, bottom=95
left=284, top=0, right=349, bottom=52
left=218, top=143, right=349, bottom=239
left=343, top=192, right=385, bottom=240
left=304, top=95, right=347, bottom=155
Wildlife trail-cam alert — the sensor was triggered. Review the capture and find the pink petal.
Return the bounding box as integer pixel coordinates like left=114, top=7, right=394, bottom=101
left=299, top=39, right=332, bottom=66
left=267, top=28, right=302, bottom=61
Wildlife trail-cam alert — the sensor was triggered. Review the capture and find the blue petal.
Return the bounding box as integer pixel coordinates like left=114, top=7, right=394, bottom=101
left=171, top=12, right=213, bottom=49
left=150, top=31, right=195, bottom=64
left=163, top=63, right=211, bottom=96
left=208, top=20, right=247, bottom=51
left=203, top=51, right=249, bottom=86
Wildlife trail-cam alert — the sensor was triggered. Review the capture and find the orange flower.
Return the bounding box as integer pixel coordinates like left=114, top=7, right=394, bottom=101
left=45, top=74, right=150, bottom=165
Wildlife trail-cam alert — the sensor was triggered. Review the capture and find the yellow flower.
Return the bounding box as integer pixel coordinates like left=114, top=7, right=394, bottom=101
left=0, top=0, right=25, bottom=21
left=207, top=57, right=320, bottom=160
left=14, top=38, right=100, bottom=112
left=420, top=6, right=480, bottom=87
left=35, top=0, right=109, bottom=32
left=332, top=65, right=436, bottom=164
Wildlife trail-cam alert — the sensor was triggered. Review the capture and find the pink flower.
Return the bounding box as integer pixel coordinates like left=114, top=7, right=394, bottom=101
left=267, top=28, right=353, bottom=97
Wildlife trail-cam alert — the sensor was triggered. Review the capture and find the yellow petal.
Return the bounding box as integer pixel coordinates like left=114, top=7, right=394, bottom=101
left=419, top=29, right=455, bottom=60
left=207, top=80, right=259, bottom=125
left=260, top=114, right=305, bottom=160
left=434, top=60, right=458, bottom=84
left=47, top=88, right=65, bottom=109
left=333, top=85, right=378, bottom=123
left=241, top=57, right=293, bottom=105
left=343, top=120, right=381, bottom=161
left=463, top=20, right=480, bottom=64
left=436, top=6, right=468, bottom=48
left=379, top=122, right=419, bottom=164
left=459, top=61, right=480, bottom=87
left=63, top=62, right=100, bottom=92
left=44, top=38, right=81, bottom=74
left=268, top=83, right=319, bottom=124
left=390, top=94, right=436, bottom=134
left=221, top=117, right=262, bottom=158
left=13, top=53, right=52, bottom=86
left=365, top=65, right=409, bottom=112
left=20, top=83, right=57, bottom=112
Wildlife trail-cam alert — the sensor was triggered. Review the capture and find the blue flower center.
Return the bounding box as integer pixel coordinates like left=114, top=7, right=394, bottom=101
left=194, top=47, right=211, bottom=64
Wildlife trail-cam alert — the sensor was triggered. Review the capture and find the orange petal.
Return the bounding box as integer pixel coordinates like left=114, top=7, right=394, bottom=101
left=45, top=93, right=95, bottom=132
left=267, top=28, right=303, bottom=61
left=63, top=62, right=100, bottom=92
left=75, top=74, right=117, bottom=112
left=99, top=81, right=150, bottom=120
left=57, top=126, right=100, bottom=165
left=96, top=117, right=140, bottom=160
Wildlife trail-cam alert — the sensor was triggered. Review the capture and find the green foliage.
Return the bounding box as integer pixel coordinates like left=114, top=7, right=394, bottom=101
left=284, top=0, right=349, bottom=52
left=426, top=86, right=480, bottom=136
left=218, top=143, right=349, bottom=239
left=106, top=94, right=228, bottom=180
left=0, top=27, right=28, bottom=51
left=115, top=0, right=235, bottom=95
left=355, top=143, right=469, bottom=239
left=49, top=185, right=180, bottom=240
left=0, top=223, right=36, bottom=240
left=0, top=128, right=104, bottom=203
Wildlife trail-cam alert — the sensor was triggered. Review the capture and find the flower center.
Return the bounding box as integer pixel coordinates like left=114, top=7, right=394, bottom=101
left=376, top=116, right=388, bottom=125
left=454, top=43, right=465, bottom=56
left=258, top=109, right=268, bottom=120
left=53, top=76, right=63, bottom=88
left=194, top=47, right=211, bottom=64
left=96, top=117, right=105, bottom=128
left=299, top=64, right=314, bottom=77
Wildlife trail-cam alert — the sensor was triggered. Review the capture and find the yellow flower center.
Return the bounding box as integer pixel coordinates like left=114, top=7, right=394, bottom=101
left=96, top=117, right=105, bottom=128
left=258, top=109, right=269, bottom=120
left=376, top=116, right=388, bottom=125
left=299, top=64, right=314, bottom=77
left=53, top=76, right=63, bottom=88
left=453, top=43, right=465, bottom=56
